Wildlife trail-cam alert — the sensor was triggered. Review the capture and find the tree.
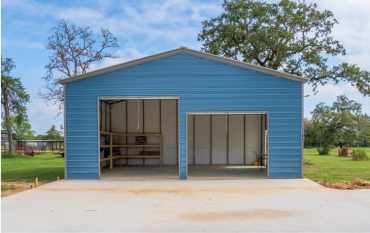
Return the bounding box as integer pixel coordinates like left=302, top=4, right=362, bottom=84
left=1, top=58, right=30, bottom=153
left=198, top=0, right=370, bottom=96
left=310, top=95, right=364, bottom=154
left=332, top=95, right=362, bottom=116
left=304, top=118, right=316, bottom=147
left=42, top=20, right=119, bottom=106
left=311, top=103, right=338, bottom=154
left=10, top=116, right=35, bottom=140
left=332, top=95, right=361, bottom=147
left=37, top=125, right=63, bottom=140
left=357, top=115, right=370, bottom=147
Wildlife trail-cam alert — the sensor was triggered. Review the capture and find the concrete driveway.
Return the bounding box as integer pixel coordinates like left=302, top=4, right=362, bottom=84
left=2, top=179, right=370, bottom=232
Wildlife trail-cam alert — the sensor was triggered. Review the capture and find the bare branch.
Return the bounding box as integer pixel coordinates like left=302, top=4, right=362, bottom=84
left=42, top=20, right=119, bottom=106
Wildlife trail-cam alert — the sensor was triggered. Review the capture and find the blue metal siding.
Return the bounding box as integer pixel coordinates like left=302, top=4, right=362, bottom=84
left=65, top=53, right=302, bottom=179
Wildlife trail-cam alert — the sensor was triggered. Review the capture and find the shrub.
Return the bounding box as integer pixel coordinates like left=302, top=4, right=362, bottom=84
left=304, top=160, right=314, bottom=166
left=317, top=146, right=330, bottom=155
left=352, top=149, right=369, bottom=161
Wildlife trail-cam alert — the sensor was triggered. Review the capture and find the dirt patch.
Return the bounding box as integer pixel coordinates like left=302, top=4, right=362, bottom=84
left=1, top=182, right=33, bottom=197
left=320, top=179, right=370, bottom=190
left=180, top=209, right=300, bottom=222
left=126, top=187, right=262, bottom=195
left=40, top=186, right=318, bottom=196
left=2, top=181, right=50, bottom=197
left=41, top=187, right=249, bottom=195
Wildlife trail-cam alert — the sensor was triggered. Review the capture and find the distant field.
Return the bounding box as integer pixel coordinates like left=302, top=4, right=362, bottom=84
left=304, top=148, right=370, bottom=184
left=1, top=153, right=64, bottom=183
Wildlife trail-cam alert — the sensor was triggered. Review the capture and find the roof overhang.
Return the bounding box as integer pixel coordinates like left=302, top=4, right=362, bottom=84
left=59, top=47, right=309, bottom=85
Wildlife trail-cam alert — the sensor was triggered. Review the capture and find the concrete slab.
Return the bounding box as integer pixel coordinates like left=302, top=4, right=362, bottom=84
left=2, top=179, right=370, bottom=232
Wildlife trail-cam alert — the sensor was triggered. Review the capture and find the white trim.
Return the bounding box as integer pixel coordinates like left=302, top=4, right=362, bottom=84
left=97, top=97, right=101, bottom=178
left=301, top=83, right=304, bottom=178
left=185, top=112, right=189, bottom=178
left=266, top=112, right=270, bottom=177
left=176, top=99, right=183, bottom=179
left=188, top=111, right=267, bottom=115
left=59, top=47, right=308, bottom=84
left=64, top=87, right=67, bottom=179
left=98, top=96, right=181, bottom=179
left=100, top=96, right=179, bottom=100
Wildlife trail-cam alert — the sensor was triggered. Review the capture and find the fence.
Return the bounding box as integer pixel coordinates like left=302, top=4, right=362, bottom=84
left=1, top=140, right=64, bottom=155
left=17, top=140, right=64, bottom=153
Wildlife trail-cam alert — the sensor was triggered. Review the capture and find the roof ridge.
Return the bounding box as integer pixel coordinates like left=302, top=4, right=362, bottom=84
left=59, top=47, right=308, bottom=84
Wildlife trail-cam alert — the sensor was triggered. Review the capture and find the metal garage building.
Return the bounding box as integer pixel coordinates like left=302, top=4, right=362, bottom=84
left=60, top=47, right=307, bottom=180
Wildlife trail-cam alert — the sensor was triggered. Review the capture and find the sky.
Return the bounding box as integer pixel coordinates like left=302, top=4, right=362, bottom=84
left=1, top=0, right=370, bottom=134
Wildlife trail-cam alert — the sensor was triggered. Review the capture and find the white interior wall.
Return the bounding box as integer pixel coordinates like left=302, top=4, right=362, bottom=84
left=102, top=99, right=177, bottom=166
left=111, top=101, right=126, bottom=141
left=99, top=102, right=107, bottom=162
left=143, top=100, right=161, bottom=165
left=161, top=100, right=178, bottom=165
left=194, top=115, right=211, bottom=164
left=212, top=115, right=227, bottom=164
left=103, top=103, right=264, bottom=167
left=111, top=102, right=127, bottom=165
left=100, top=102, right=107, bottom=131
left=228, top=115, right=244, bottom=164
left=245, top=115, right=260, bottom=164
left=127, top=100, right=144, bottom=165
left=188, top=114, right=264, bottom=165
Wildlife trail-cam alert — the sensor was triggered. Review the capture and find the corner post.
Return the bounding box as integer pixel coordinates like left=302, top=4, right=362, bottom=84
left=178, top=108, right=187, bottom=180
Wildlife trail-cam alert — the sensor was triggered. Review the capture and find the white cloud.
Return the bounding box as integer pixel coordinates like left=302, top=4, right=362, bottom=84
left=3, top=0, right=223, bottom=50
left=89, top=48, right=146, bottom=71
left=303, top=0, right=370, bottom=118
left=344, top=54, right=370, bottom=71
left=47, top=0, right=222, bottom=49
left=55, top=8, right=104, bottom=22
left=304, top=83, right=370, bottom=118
left=317, top=0, right=370, bottom=70
left=27, top=97, right=63, bottom=134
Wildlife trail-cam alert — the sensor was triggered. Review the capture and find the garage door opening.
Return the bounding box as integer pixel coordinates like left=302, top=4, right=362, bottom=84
left=99, top=97, right=179, bottom=180
left=187, top=113, right=268, bottom=179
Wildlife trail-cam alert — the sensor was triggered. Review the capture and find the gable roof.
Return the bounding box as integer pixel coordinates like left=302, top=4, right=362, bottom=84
left=59, top=47, right=308, bottom=84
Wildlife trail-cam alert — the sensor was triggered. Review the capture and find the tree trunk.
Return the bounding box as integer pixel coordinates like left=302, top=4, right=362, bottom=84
left=6, top=125, right=14, bottom=154
left=3, top=95, right=14, bottom=154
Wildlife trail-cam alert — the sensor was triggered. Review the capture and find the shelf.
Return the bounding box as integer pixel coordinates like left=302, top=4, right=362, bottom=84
left=116, top=155, right=160, bottom=159
left=100, top=131, right=161, bottom=136
left=100, top=155, right=161, bottom=162
left=100, top=144, right=160, bottom=148
left=100, top=130, right=162, bottom=170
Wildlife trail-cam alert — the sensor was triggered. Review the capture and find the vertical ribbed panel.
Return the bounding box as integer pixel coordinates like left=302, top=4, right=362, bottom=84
left=65, top=53, right=302, bottom=179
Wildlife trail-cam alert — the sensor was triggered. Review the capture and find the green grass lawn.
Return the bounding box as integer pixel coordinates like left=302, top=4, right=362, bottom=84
left=304, top=147, right=370, bottom=184
left=1, top=149, right=369, bottom=188
left=1, top=152, right=64, bottom=183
